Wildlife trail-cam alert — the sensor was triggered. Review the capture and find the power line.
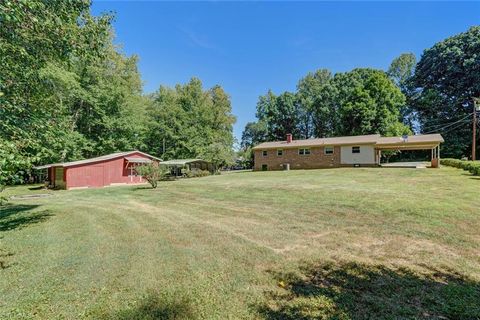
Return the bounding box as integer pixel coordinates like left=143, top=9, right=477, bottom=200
left=434, top=120, right=470, bottom=136
left=422, top=113, right=472, bottom=132
left=421, top=113, right=471, bottom=128
left=422, top=114, right=472, bottom=134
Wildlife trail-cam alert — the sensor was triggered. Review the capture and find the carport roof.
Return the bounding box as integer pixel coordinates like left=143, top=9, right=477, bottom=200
left=375, top=134, right=444, bottom=150
left=376, top=134, right=444, bottom=145
left=160, top=159, right=208, bottom=166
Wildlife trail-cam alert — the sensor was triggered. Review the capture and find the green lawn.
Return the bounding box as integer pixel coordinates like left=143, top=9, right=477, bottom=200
left=1, top=168, right=479, bottom=319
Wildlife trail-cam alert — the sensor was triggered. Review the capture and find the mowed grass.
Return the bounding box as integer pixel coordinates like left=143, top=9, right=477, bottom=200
left=1, top=168, right=479, bottom=319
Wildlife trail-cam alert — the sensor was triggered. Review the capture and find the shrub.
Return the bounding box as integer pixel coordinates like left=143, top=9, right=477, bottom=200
left=135, top=162, right=168, bottom=188
left=440, top=158, right=480, bottom=176
left=184, top=169, right=211, bottom=178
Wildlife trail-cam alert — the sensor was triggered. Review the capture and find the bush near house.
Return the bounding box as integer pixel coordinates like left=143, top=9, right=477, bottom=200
left=183, top=168, right=211, bottom=178
left=135, top=162, right=169, bottom=188
left=440, top=158, right=480, bottom=175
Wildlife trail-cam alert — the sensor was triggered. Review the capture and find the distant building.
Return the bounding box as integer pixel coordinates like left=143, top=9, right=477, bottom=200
left=252, top=133, right=444, bottom=171
left=160, top=159, right=214, bottom=176
left=34, top=151, right=161, bottom=189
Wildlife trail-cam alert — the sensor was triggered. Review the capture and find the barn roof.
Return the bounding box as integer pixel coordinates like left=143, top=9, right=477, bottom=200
left=34, top=151, right=161, bottom=169
left=252, top=134, right=444, bottom=150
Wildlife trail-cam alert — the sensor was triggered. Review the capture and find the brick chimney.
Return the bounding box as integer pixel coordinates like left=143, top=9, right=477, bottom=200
left=286, top=133, right=292, bottom=143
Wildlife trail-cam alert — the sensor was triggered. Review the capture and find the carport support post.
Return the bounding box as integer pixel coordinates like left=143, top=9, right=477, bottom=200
left=431, top=148, right=434, bottom=168
left=438, top=145, right=440, bottom=166
left=376, top=149, right=382, bottom=165
left=431, top=146, right=439, bottom=168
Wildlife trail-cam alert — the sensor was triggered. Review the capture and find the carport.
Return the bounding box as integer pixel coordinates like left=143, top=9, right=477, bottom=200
left=374, top=134, right=444, bottom=168
left=160, top=159, right=214, bottom=177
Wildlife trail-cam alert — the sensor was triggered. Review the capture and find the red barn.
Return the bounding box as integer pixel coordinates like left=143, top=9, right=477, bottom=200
left=34, top=151, right=161, bottom=190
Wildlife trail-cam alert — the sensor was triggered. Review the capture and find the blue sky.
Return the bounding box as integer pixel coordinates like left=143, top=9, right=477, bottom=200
left=92, top=1, right=480, bottom=143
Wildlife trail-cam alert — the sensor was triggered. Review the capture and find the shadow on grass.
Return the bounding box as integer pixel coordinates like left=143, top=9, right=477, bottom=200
left=133, top=180, right=177, bottom=191
left=260, top=261, right=480, bottom=320
left=0, top=204, right=53, bottom=232
left=0, top=251, right=14, bottom=269
left=28, top=186, right=45, bottom=191
left=134, top=186, right=156, bottom=191
left=109, top=292, right=198, bottom=320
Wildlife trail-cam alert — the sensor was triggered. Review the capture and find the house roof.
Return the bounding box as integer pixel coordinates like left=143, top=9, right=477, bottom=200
left=160, top=159, right=209, bottom=166
left=252, top=134, right=381, bottom=150
left=252, top=133, right=443, bottom=150
left=34, top=151, right=161, bottom=169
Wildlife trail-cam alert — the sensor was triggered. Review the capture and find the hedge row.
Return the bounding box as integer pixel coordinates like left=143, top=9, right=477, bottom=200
left=184, top=168, right=211, bottom=178
left=440, top=158, right=480, bottom=175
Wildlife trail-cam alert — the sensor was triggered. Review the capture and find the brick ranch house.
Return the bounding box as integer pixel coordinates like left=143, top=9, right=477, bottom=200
left=252, top=133, right=444, bottom=171
left=34, top=151, right=161, bottom=189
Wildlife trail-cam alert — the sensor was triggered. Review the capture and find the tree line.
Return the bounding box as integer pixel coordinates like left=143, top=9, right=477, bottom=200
left=1, top=0, right=479, bottom=183
left=0, top=1, right=235, bottom=185
left=241, top=26, right=480, bottom=163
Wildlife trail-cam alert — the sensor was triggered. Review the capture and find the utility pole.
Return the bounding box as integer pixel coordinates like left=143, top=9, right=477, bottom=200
left=474, top=98, right=480, bottom=161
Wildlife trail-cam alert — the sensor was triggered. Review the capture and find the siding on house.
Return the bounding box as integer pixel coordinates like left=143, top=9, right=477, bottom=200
left=340, top=145, right=375, bottom=165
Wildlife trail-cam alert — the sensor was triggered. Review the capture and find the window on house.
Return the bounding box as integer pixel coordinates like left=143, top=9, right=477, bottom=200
left=262, top=150, right=268, bottom=157
left=277, top=149, right=283, bottom=156
left=324, top=147, right=334, bottom=155
left=352, top=146, right=361, bottom=154
left=261, top=164, right=268, bottom=171
left=299, top=148, right=311, bottom=155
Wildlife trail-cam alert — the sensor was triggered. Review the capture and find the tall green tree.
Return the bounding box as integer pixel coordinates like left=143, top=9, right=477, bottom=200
left=387, top=53, right=417, bottom=128
left=255, top=90, right=277, bottom=139
left=247, top=68, right=409, bottom=145
left=145, top=78, right=235, bottom=167
left=255, top=90, right=300, bottom=141
left=334, top=68, right=410, bottom=136
left=0, top=0, right=148, bottom=181
left=240, top=121, right=268, bottom=150
left=412, top=26, right=480, bottom=158
left=272, top=92, right=300, bottom=140
left=65, top=48, right=147, bottom=158
left=297, top=69, right=336, bottom=138
left=387, top=53, right=416, bottom=90
left=239, top=121, right=268, bottom=168
left=0, top=0, right=113, bottom=165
